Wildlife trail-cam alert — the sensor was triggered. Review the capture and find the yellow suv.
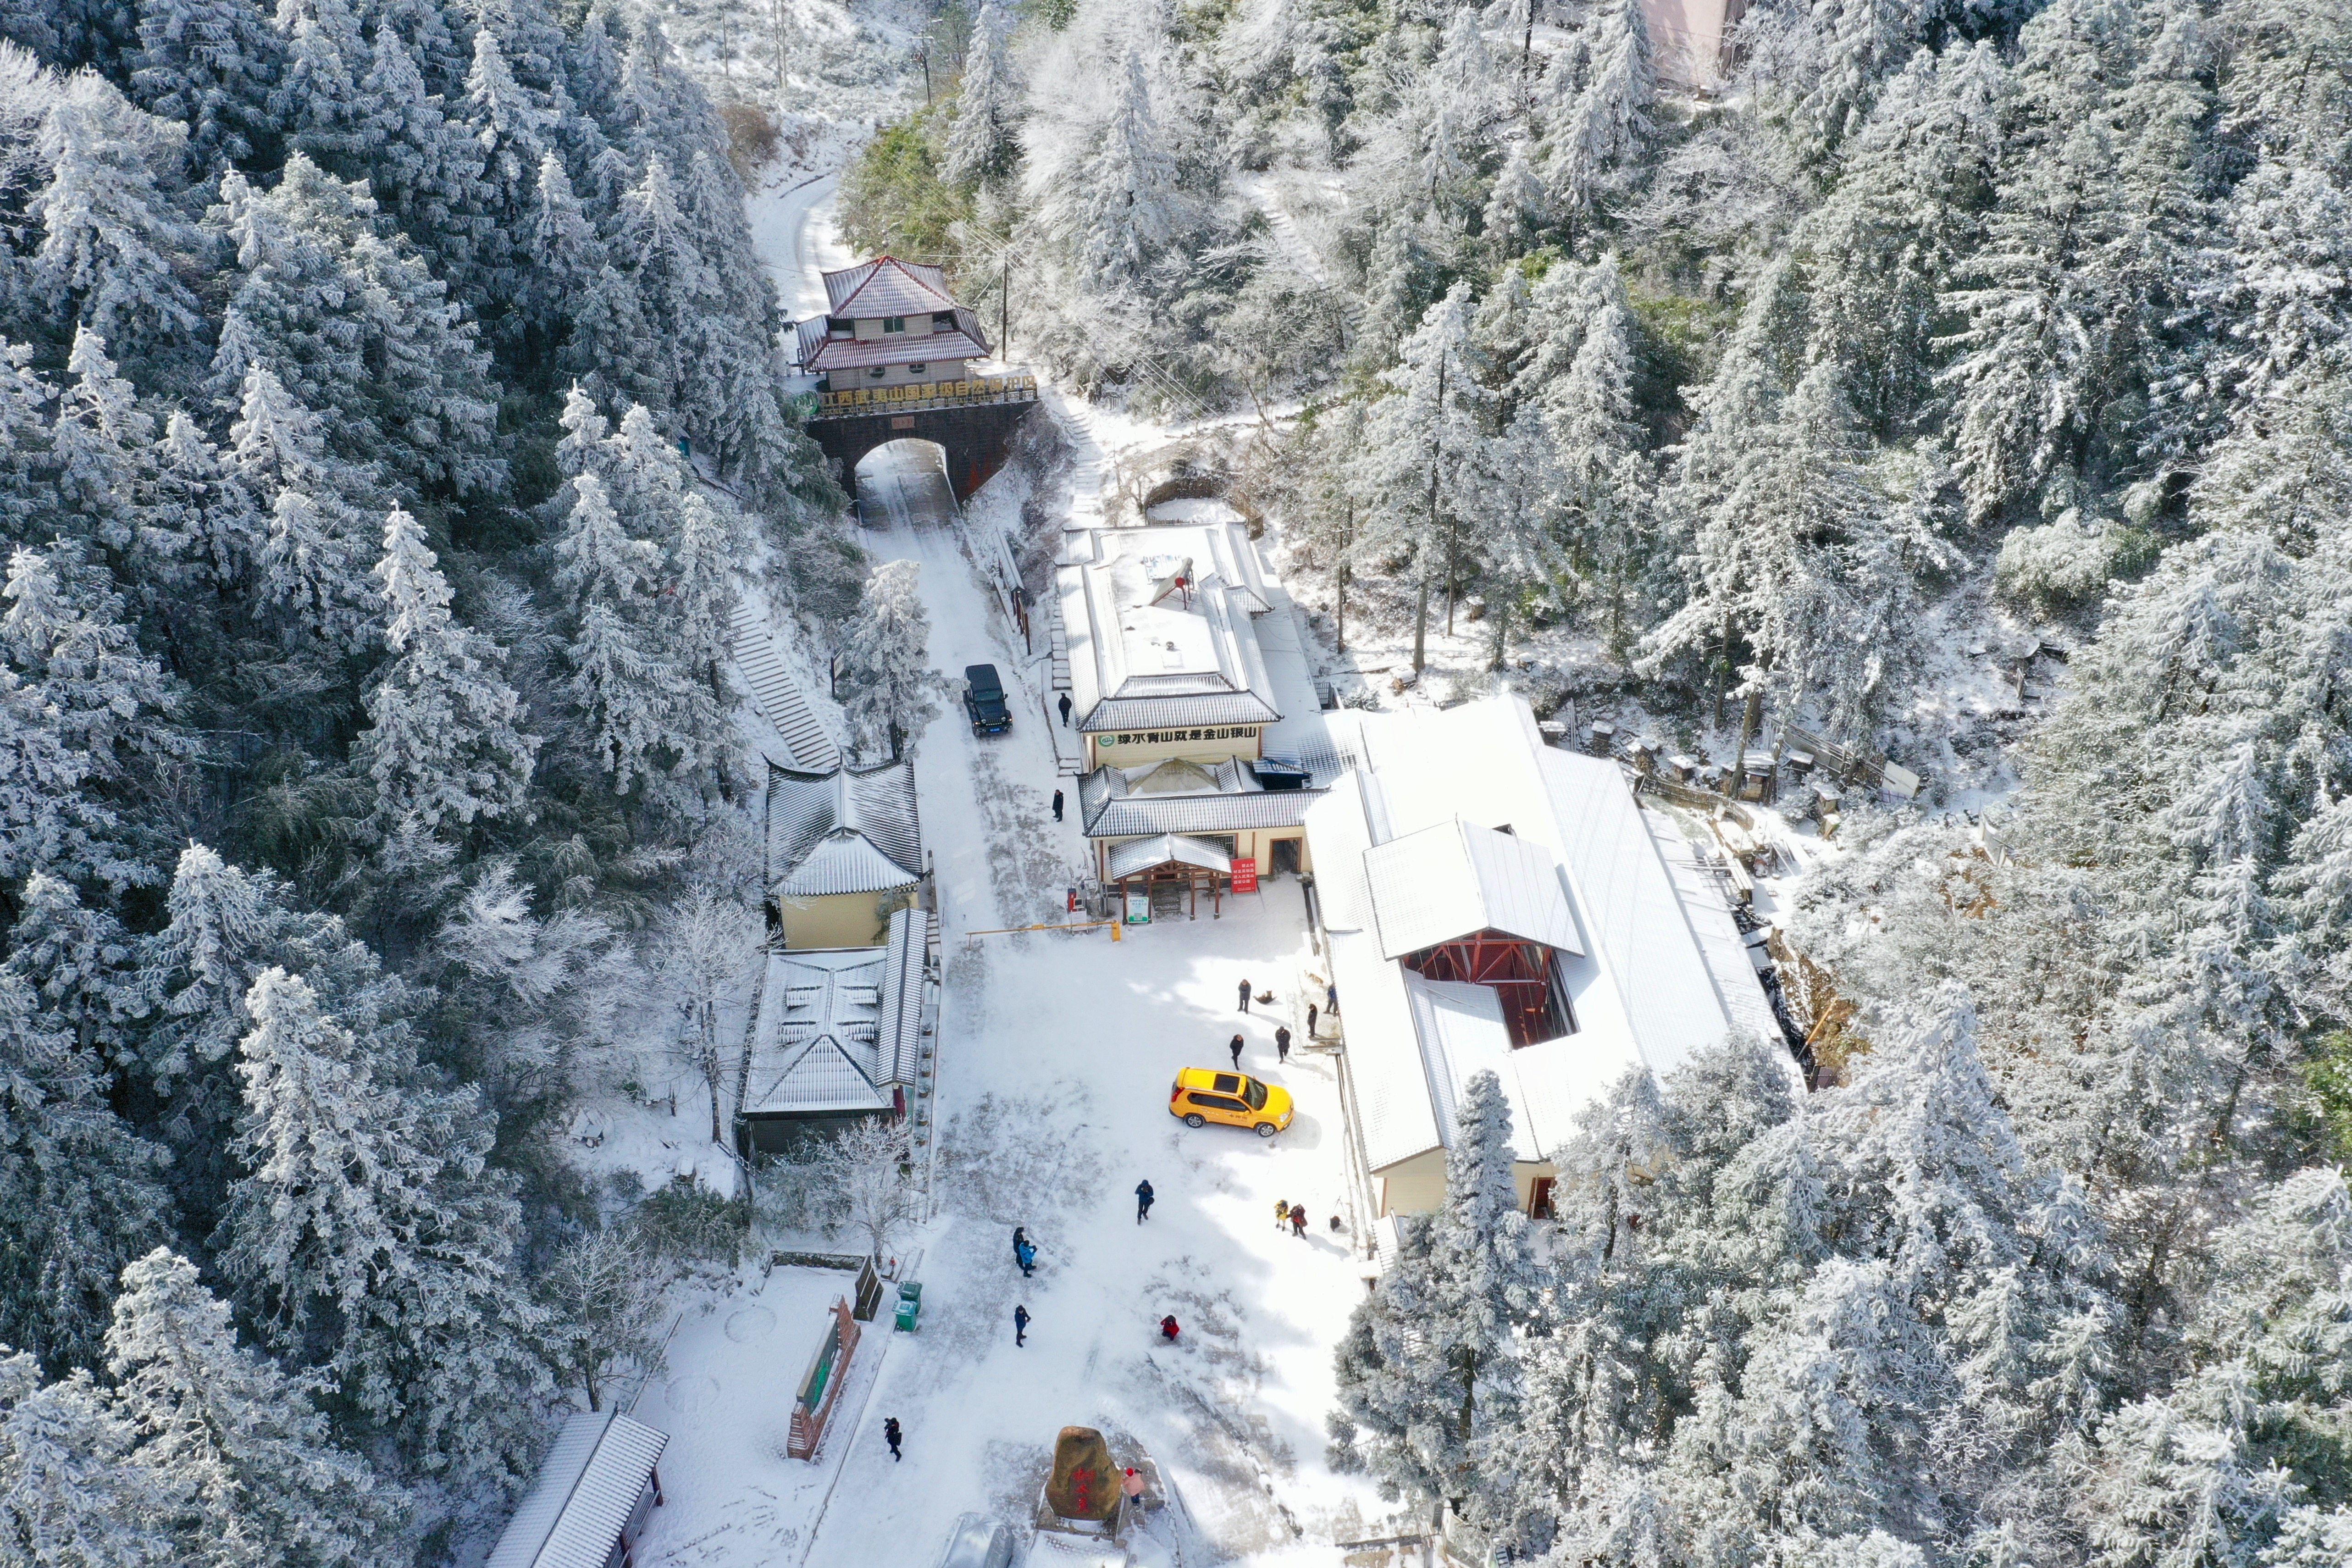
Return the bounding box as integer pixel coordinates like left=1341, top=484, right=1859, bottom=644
left=1169, top=1068, right=1294, bottom=1138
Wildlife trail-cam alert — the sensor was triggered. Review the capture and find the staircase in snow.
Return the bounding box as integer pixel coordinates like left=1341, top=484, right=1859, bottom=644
left=729, top=599, right=841, bottom=771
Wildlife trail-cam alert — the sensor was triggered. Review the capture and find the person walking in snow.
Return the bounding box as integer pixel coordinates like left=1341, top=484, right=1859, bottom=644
left=1327, top=981, right=1339, bottom=1016
left=1014, top=1304, right=1031, bottom=1346
left=1017, top=1238, right=1037, bottom=1277
left=1289, top=1205, right=1308, bottom=1239
left=1159, top=1314, right=1180, bottom=1342
left=884, top=1417, right=903, bottom=1461
left=1237, top=978, right=1251, bottom=1013
left=1307, top=1001, right=1318, bottom=1037
left=1058, top=692, right=1072, bottom=726
left=1274, top=1199, right=1291, bottom=1230
left=1135, top=1179, right=1155, bottom=1222
left=1275, top=1025, right=1291, bottom=1063
left=1012, top=1226, right=1027, bottom=1266
left=1229, top=1033, right=1244, bottom=1069
left=1052, top=788, right=1064, bottom=822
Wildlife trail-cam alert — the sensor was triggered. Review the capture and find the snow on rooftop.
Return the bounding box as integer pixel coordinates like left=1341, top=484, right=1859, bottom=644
left=1363, top=818, right=1586, bottom=961
left=1308, top=696, right=1766, bottom=1178
left=741, top=944, right=910, bottom=1118
left=767, top=760, right=923, bottom=896
left=1056, top=523, right=1282, bottom=734
left=484, top=1409, right=667, bottom=1568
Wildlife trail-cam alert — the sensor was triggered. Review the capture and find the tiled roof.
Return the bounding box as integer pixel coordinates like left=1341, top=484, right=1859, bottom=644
left=485, top=1410, right=667, bottom=1568
left=822, top=256, right=956, bottom=316
left=768, top=761, right=922, bottom=896
left=1057, top=522, right=1282, bottom=736
left=1078, top=756, right=1325, bottom=839
left=741, top=947, right=892, bottom=1117
left=1087, top=789, right=1324, bottom=839
left=1107, top=832, right=1234, bottom=881
left=801, top=324, right=991, bottom=374
left=1363, top=818, right=1586, bottom=960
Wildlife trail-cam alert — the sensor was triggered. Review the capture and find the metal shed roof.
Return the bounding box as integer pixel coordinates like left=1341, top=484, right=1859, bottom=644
left=880, top=907, right=929, bottom=1088
left=1362, top=818, right=1585, bottom=961
left=1107, top=833, right=1234, bottom=881
left=485, top=1410, right=667, bottom=1568
left=768, top=760, right=923, bottom=896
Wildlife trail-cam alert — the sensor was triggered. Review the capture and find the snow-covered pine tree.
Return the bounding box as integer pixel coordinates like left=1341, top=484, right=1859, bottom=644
left=0, top=1350, right=183, bottom=1566
left=47, top=329, right=153, bottom=556
left=127, top=0, right=284, bottom=172
left=350, top=23, right=489, bottom=286
left=274, top=0, right=369, bottom=171
left=31, top=75, right=205, bottom=379
left=946, top=2, right=1021, bottom=188
left=1538, top=255, right=1650, bottom=653
left=457, top=24, right=551, bottom=312
left=0, top=972, right=172, bottom=1374
left=1, top=872, right=142, bottom=1073
left=105, top=1247, right=411, bottom=1568
left=839, top=560, right=944, bottom=763
left=1059, top=47, right=1182, bottom=295
left=1362, top=281, right=1493, bottom=671
left=213, top=966, right=547, bottom=1486
left=1290, top=398, right=1373, bottom=650
left=2, top=543, right=190, bottom=798
left=1331, top=1069, right=1536, bottom=1526
left=553, top=470, right=675, bottom=798
left=355, top=505, right=537, bottom=832
left=206, top=159, right=501, bottom=499
left=1542, top=0, right=1653, bottom=240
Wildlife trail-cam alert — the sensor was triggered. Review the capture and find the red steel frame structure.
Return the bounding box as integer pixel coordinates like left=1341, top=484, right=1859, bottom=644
left=1405, top=931, right=1563, bottom=1047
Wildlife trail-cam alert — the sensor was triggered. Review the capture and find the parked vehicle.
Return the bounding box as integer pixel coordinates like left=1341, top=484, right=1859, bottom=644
left=1168, top=1068, right=1293, bottom=1138
left=965, top=664, right=1012, bottom=735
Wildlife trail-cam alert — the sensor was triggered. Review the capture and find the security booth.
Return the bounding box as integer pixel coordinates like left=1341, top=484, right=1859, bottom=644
left=1107, top=833, right=1232, bottom=921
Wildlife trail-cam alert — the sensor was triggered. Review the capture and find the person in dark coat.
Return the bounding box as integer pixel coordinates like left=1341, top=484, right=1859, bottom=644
left=1229, top=1033, right=1244, bottom=1069
left=884, top=1417, right=903, bottom=1461
left=1327, top=981, right=1339, bottom=1015
left=1058, top=692, right=1073, bottom=726
left=1014, top=1305, right=1030, bottom=1346
left=1289, top=1205, right=1308, bottom=1239
left=1275, top=1025, right=1291, bottom=1063
left=1237, top=978, right=1251, bottom=1012
left=1012, top=1226, right=1027, bottom=1265
left=1134, top=1179, right=1155, bottom=1222
left=1307, top=1002, right=1318, bottom=1036
left=1051, top=788, right=1064, bottom=822
left=1159, top=1315, right=1180, bottom=1342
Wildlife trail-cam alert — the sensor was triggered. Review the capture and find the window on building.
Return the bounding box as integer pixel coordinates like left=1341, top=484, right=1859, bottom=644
left=908, top=363, right=926, bottom=374
left=868, top=367, right=887, bottom=379
left=827, top=317, right=852, bottom=336
left=883, top=316, right=906, bottom=333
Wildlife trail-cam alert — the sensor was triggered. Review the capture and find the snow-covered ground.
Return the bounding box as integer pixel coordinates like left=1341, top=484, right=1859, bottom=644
left=619, top=165, right=1400, bottom=1565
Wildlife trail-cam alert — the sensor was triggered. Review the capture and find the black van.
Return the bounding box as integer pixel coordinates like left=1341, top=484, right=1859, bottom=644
left=964, top=664, right=1012, bottom=735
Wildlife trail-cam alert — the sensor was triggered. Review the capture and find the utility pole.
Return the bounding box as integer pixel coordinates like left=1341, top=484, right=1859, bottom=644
left=999, top=248, right=1009, bottom=355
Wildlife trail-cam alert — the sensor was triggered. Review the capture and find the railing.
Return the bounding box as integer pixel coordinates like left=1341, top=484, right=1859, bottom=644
left=810, top=374, right=1039, bottom=417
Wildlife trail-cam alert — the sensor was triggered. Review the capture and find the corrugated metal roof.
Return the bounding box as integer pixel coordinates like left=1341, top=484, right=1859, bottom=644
left=880, top=907, right=928, bottom=1088
left=768, top=761, right=922, bottom=896
left=1081, top=692, right=1283, bottom=733
left=1107, top=833, right=1234, bottom=881
left=1405, top=973, right=1530, bottom=1160
left=1536, top=746, right=1738, bottom=1079
left=741, top=947, right=893, bottom=1116
left=822, top=256, right=957, bottom=316
left=485, top=1410, right=667, bottom=1568
left=1646, top=810, right=1783, bottom=1050
left=1363, top=819, right=1585, bottom=960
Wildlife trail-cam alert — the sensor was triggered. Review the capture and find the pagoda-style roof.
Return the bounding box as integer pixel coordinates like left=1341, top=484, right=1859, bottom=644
left=822, top=256, right=957, bottom=318
left=793, top=309, right=992, bottom=374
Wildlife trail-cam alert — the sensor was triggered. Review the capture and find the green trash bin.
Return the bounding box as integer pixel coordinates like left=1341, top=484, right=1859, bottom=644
left=895, top=1280, right=922, bottom=1332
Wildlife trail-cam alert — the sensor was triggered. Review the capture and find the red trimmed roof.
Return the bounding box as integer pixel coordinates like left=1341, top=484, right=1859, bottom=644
left=821, top=256, right=957, bottom=317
